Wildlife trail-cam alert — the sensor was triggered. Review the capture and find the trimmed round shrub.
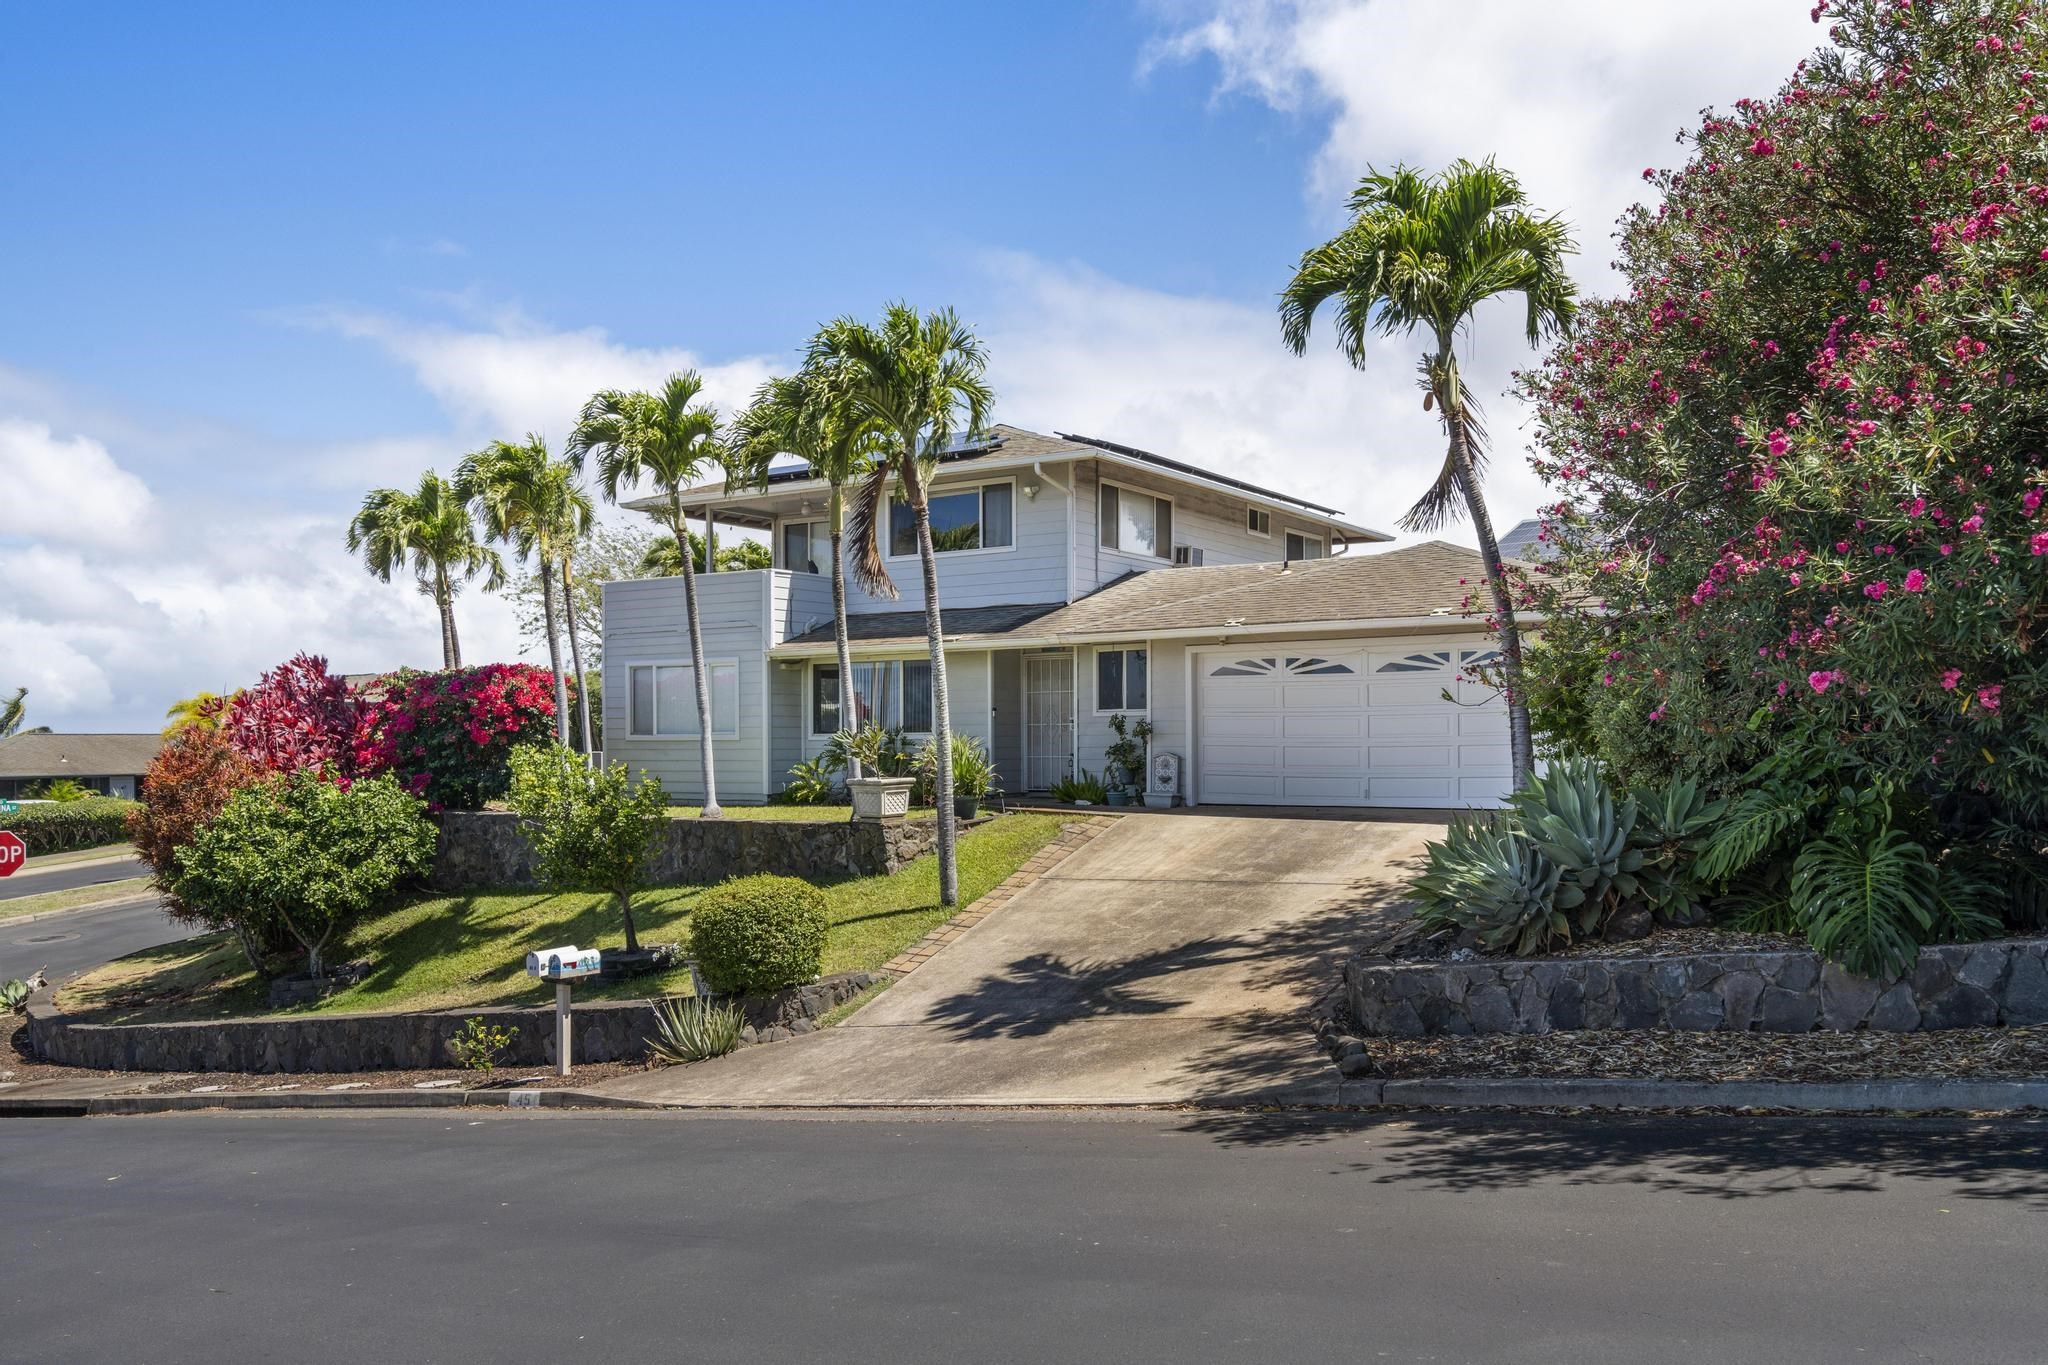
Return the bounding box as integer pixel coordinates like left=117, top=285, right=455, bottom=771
left=9, top=797, right=140, bottom=856
left=688, top=874, right=829, bottom=995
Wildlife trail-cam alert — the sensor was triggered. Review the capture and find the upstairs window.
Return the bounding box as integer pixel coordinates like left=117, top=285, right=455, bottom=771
left=1247, top=507, right=1272, bottom=537
left=1285, top=530, right=1326, bottom=561
left=889, top=482, right=1014, bottom=557
left=781, top=520, right=831, bottom=574
left=1100, top=482, right=1173, bottom=560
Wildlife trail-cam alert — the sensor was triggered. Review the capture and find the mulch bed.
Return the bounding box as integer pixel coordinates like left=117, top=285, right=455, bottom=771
left=3, top=1023, right=653, bottom=1093
left=1353, top=1025, right=2048, bottom=1082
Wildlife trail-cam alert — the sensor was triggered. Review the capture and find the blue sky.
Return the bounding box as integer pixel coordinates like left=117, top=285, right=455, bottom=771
left=0, top=0, right=1822, bottom=731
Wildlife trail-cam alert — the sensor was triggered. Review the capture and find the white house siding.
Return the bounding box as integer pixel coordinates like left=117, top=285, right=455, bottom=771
left=1068, top=461, right=1346, bottom=597
left=602, top=573, right=774, bottom=805
left=827, top=470, right=1073, bottom=615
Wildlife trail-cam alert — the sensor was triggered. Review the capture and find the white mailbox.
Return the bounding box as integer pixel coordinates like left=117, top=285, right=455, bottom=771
left=526, top=945, right=602, bottom=981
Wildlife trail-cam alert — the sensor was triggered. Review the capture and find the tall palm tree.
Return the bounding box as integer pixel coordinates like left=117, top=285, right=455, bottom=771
left=733, top=365, right=883, bottom=794
left=346, top=471, right=504, bottom=669
left=1280, top=158, right=1576, bottom=789
left=456, top=436, right=594, bottom=745
left=567, top=372, right=737, bottom=817
left=1, top=687, right=50, bottom=739
left=163, top=691, right=228, bottom=736
left=818, top=304, right=993, bottom=906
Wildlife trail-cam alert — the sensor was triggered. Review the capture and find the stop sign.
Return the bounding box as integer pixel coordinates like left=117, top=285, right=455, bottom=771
left=0, top=831, right=24, bottom=877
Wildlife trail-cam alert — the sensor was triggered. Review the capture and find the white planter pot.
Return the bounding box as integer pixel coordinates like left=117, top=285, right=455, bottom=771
left=1142, top=792, right=1175, bottom=810
left=848, top=776, right=914, bottom=823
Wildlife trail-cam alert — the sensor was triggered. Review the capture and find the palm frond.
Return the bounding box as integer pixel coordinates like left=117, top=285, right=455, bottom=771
left=844, top=460, right=898, bottom=598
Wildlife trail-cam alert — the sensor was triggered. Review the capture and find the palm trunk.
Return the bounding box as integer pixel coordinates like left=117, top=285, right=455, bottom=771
left=538, top=559, right=571, bottom=745
left=672, top=508, right=722, bottom=817
left=434, top=564, right=460, bottom=669
left=830, top=487, right=862, bottom=813
left=904, top=466, right=958, bottom=906
left=1440, top=348, right=1534, bottom=790
left=561, top=560, right=595, bottom=756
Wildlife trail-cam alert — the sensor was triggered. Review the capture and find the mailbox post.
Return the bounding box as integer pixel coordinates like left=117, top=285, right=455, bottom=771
left=524, top=945, right=602, bottom=1077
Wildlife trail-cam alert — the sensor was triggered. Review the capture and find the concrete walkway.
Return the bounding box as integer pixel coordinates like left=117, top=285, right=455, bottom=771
left=595, top=812, right=1436, bottom=1106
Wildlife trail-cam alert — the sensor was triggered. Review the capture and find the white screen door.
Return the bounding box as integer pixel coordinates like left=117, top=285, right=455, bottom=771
left=1024, top=654, right=1075, bottom=791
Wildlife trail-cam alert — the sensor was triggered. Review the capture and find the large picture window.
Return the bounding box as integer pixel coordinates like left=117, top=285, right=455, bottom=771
left=1099, top=482, right=1173, bottom=560
left=812, top=660, right=936, bottom=734
left=1095, top=647, right=1149, bottom=712
left=629, top=662, right=739, bottom=737
left=889, top=482, right=1014, bottom=557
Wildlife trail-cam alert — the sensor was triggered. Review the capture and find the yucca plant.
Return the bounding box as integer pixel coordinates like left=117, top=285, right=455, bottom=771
left=647, top=995, right=746, bottom=1065
left=1509, top=757, right=1641, bottom=934
left=1, top=978, right=33, bottom=1014
left=1413, top=813, right=1568, bottom=955
left=1627, top=774, right=1727, bottom=926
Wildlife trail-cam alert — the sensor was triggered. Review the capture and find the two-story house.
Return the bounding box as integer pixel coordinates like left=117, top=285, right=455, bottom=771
left=600, top=425, right=1511, bottom=809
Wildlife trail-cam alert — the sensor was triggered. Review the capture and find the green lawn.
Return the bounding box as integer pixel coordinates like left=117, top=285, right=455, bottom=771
left=15, top=841, right=138, bottom=869
left=0, top=875, right=154, bottom=923
left=60, top=813, right=1070, bottom=1024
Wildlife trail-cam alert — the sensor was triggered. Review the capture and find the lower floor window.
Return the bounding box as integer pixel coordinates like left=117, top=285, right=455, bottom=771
left=1096, top=647, right=1148, bottom=711
left=629, top=661, right=739, bottom=737
left=813, top=659, right=934, bottom=734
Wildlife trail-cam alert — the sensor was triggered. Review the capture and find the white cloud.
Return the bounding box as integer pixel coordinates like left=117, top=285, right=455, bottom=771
left=0, top=419, right=154, bottom=548
left=1145, top=0, right=1822, bottom=277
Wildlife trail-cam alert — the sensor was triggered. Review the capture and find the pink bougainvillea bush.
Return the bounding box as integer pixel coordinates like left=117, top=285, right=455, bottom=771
left=355, top=663, right=561, bottom=810
left=1516, top=0, right=2048, bottom=961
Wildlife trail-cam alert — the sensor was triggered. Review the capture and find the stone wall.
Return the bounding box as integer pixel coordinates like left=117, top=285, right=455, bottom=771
left=429, top=811, right=939, bottom=891
left=28, top=971, right=879, bottom=1073
left=1345, top=938, right=2048, bottom=1037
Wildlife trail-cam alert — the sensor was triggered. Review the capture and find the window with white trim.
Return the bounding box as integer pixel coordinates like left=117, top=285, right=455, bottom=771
left=812, top=660, right=936, bottom=735
left=1247, top=507, right=1271, bottom=537
left=628, top=662, right=739, bottom=737
left=1285, top=530, right=1326, bottom=561
left=781, top=520, right=831, bottom=574
left=889, top=482, right=1014, bottom=557
left=1099, top=482, right=1173, bottom=559
left=1095, top=648, right=1149, bottom=711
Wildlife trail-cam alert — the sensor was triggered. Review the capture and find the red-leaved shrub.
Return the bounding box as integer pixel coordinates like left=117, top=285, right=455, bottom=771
left=212, top=653, right=366, bottom=780
left=127, top=726, right=258, bottom=922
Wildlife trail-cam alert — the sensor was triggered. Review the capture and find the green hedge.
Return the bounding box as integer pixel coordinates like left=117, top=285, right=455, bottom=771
left=689, top=873, right=829, bottom=995
left=4, top=797, right=139, bottom=856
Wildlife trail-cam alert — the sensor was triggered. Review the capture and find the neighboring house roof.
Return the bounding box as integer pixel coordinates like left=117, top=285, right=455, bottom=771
left=628, top=423, right=1391, bottom=541
left=773, top=541, right=1502, bottom=653
left=0, top=733, right=162, bottom=779
left=1495, top=517, right=1555, bottom=561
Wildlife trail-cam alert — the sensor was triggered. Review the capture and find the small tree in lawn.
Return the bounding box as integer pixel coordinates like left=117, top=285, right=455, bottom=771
left=506, top=745, right=669, bottom=954
left=173, top=772, right=436, bottom=981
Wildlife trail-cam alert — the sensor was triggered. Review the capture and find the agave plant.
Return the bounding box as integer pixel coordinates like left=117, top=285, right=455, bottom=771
left=1627, top=774, right=1727, bottom=926
left=647, top=994, right=746, bottom=1065
left=1413, top=813, right=1568, bottom=955
left=1509, top=757, right=1642, bottom=934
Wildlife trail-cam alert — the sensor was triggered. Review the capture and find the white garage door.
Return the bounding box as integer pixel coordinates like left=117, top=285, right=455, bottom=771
left=1195, top=642, right=1512, bottom=808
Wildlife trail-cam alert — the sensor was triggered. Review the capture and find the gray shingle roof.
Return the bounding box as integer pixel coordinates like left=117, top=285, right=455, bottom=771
left=0, top=733, right=162, bottom=780
left=772, top=541, right=1496, bottom=651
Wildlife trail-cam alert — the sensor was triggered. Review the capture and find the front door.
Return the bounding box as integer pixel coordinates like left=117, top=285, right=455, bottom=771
left=1024, top=653, right=1075, bottom=792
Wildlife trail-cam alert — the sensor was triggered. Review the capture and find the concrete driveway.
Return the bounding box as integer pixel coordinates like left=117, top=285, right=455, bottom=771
left=595, top=812, right=1436, bottom=1106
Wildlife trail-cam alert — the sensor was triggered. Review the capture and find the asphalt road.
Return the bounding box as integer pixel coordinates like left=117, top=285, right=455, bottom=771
left=0, top=853, right=149, bottom=900
left=2, top=894, right=187, bottom=983
left=6, top=1110, right=2044, bottom=1364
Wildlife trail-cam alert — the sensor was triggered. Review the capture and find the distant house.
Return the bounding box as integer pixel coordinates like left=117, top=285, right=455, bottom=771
left=1495, top=517, right=1557, bottom=562
left=0, top=734, right=163, bottom=801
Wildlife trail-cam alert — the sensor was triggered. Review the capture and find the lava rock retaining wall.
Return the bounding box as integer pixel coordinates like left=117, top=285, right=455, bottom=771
left=429, top=811, right=939, bottom=891
left=1345, top=938, right=2048, bottom=1037
left=28, top=971, right=879, bottom=1073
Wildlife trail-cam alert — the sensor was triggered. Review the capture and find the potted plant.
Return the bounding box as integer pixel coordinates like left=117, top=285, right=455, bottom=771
left=832, top=725, right=915, bottom=823
left=1103, top=714, right=1151, bottom=808
left=943, top=734, right=993, bottom=821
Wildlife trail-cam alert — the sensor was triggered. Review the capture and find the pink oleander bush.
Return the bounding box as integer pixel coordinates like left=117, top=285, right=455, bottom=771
left=355, top=663, right=561, bottom=810
left=1512, top=0, right=2048, bottom=971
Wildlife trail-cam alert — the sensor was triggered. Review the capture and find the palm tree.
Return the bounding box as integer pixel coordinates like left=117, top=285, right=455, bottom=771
left=817, top=305, right=993, bottom=906
left=456, top=436, right=594, bottom=746
left=734, top=366, right=883, bottom=795
left=163, top=691, right=228, bottom=736
left=1, top=688, right=50, bottom=739
left=346, top=471, right=504, bottom=669
left=567, top=372, right=738, bottom=817
left=1280, top=158, right=1576, bottom=789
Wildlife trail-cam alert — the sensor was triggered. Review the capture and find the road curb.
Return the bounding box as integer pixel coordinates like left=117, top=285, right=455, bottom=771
left=1342, top=1076, right=2048, bottom=1112
left=0, top=1087, right=663, bottom=1117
